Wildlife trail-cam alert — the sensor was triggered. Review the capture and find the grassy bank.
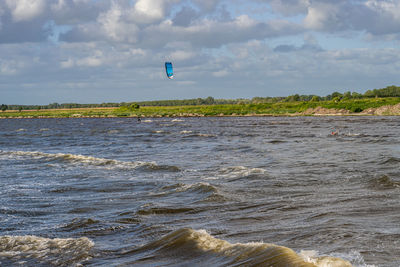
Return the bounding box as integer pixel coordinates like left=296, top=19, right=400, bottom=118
left=2, top=97, right=400, bottom=118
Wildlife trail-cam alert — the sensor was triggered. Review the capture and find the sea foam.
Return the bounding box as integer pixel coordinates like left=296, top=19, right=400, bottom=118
left=0, top=235, right=93, bottom=266
left=0, top=150, right=180, bottom=172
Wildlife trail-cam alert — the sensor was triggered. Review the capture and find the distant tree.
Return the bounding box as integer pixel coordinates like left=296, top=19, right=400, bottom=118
left=18, top=106, right=23, bottom=112
left=37, top=106, right=41, bottom=111
left=342, top=91, right=352, bottom=100
left=205, top=96, right=215, bottom=105
left=333, top=96, right=341, bottom=103
left=351, top=92, right=363, bottom=99
left=331, top=92, right=343, bottom=99
left=285, top=94, right=300, bottom=102
left=1, top=104, right=8, bottom=112
left=364, top=85, right=400, bottom=98
left=130, top=103, right=140, bottom=110
left=48, top=102, right=60, bottom=109
left=310, top=95, right=320, bottom=102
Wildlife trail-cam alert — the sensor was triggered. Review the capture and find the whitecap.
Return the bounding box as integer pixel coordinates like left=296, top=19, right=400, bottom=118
left=218, top=166, right=267, bottom=178
left=0, top=150, right=176, bottom=171
left=0, top=235, right=94, bottom=266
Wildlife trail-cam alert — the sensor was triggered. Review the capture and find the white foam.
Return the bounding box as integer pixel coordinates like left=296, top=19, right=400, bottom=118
left=219, top=166, right=267, bottom=177
left=299, top=250, right=372, bottom=267
left=0, top=235, right=94, bottom=266
left=0, top=150, right=157, bottom=170
left=196, top=133, right=216, bottom=137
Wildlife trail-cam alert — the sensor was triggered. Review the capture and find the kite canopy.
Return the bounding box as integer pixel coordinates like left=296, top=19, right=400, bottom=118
left=165, top=62, right=173, bottom=79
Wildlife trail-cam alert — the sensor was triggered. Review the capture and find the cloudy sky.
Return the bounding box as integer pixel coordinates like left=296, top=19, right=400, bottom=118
left=1, top=0, right=400, bottom=104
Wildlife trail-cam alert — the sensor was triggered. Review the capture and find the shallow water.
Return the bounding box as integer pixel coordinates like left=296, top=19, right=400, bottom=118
left=0, top=116, right=399, bottom=266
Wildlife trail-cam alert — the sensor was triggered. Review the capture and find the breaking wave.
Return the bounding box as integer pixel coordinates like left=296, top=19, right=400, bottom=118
left=148, top=182, right=225, bottom=204
left=128, top=228, right=352, bottom=267
left=215, top=166, right=267, bottom=180
left=0, top=150, right=180, bottom=172
left=0, top=235, right=93, bottom=266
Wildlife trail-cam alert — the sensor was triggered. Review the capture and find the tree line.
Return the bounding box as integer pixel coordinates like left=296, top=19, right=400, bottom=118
left=3, top=85, right=400, bottom=111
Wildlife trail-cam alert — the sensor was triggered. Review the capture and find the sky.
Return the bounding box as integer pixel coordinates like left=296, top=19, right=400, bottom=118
left=1, top=0, right=400, bottom=105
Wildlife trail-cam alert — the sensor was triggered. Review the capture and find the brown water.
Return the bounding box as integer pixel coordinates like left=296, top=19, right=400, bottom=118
left=0, top=116, right=399, bottom=266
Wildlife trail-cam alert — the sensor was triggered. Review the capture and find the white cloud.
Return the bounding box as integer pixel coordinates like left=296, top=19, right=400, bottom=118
left=60, top=58, right=74, bottom=68
left=303, top=2, right=340, bottom=31
left=0, top=60, right=19, bottom=75
left=5, top=0, right=46, bottom=22
left=2, top=0, right=400, bottom=104
left=76, top=56, right=103, bottom=67
left=170, top=50, right=195, bottom=61
left=97, top=2, right=139, bottom=43
left=212, top=69, right=229, bottom=77
left=133, top=0, right=165, bottom=23
left=366, top=0, right=400, bottom=21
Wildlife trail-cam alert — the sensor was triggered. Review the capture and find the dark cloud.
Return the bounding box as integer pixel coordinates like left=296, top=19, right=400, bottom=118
left=274, top=44, right=297, bottom=52
left=172, top=6, right=200, bottom=26
left=274, top=43, right=322, bottom=52
left=0, top=15, right=48, bottom=43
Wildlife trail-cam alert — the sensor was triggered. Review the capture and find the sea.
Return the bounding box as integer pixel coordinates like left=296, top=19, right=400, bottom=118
left=0, top=116, right=399, bottom=267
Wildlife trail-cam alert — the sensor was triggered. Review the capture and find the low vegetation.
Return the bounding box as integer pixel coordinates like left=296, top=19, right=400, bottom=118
left=2, top=86, right=400, bottom=118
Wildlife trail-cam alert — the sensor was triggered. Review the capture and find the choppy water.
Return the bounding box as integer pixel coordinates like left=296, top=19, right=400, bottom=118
left=0, top=116, right=399, bottom=267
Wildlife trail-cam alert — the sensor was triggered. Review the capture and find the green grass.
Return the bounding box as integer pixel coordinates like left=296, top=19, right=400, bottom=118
left=2, top=98, right=400, bottom=118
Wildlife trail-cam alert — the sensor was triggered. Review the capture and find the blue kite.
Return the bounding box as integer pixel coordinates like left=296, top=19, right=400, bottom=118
left=165, top=62, right=173, bottom=79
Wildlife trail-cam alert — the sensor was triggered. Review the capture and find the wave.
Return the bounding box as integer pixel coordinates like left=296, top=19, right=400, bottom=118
left=61, top=218, right=99, bottom=231
left=379, top=156, right=400, bottom=165
left=184, top=133, right=217, bottom=138
left=175, top=182, right=218, bottom=194
left=369, top=175, right=400, bottom=190
left=137, top=207, right=196, bottom=216
left=0, top=235, right=93, bottom=266
left=216, top=166, right=267, bottom=180
left=150, top=182, right=226, bottom=203
left=268, top=139, right=287, bottom=144
left=0, top=150, right=180, bottom=172
left=176, top=182, right=227, bottom=202
left=128, top=228, right=352, bottom=267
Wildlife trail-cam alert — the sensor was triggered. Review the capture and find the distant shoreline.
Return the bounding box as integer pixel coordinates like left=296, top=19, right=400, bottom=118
left=1, top=100, right=400, bottom=118
left=0, top=112, right=398, bottom=119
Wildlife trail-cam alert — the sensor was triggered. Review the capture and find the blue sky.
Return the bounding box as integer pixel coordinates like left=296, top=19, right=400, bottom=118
left=1, top=0, right=400, bottom=105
